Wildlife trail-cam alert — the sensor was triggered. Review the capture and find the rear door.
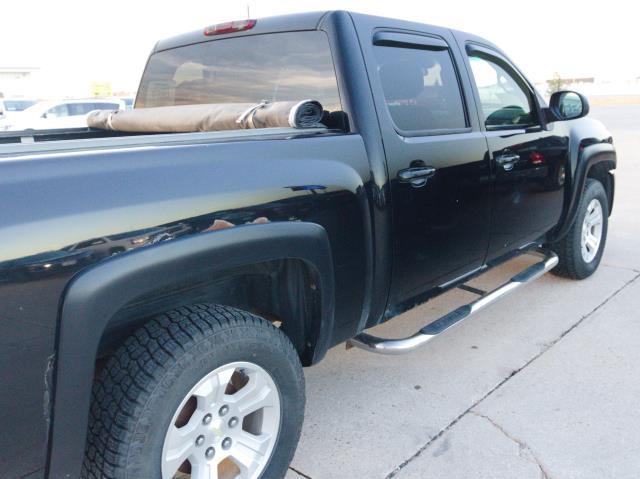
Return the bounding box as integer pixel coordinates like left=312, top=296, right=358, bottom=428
left=461, top=43, right=568, bottom=260
left=361, top=25, right=492, bottom=308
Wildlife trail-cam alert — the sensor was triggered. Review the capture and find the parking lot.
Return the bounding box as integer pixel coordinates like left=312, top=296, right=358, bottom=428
left=287, top=104, right=640, bottom=479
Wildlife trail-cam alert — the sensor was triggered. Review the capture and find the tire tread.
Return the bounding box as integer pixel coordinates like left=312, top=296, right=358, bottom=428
left=551, top=178, right=608, bottom=279
left=81, top=304, right=301, bottom=479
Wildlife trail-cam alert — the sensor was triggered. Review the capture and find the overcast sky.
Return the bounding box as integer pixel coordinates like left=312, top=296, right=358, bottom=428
left=1, top=0, right=637, bottom=95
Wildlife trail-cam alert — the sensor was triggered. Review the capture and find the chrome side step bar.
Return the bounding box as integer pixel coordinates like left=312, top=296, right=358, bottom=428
left=347, top=248, right=558, bottom=355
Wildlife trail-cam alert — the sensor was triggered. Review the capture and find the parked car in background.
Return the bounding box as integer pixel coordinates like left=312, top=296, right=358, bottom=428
left=1, top=98, right=37, bottom=124
left=62, top=224, right=193, bottom=259
left=0, top=98, right=124, bottom=131
left=1, top=98, right=37, bottom=117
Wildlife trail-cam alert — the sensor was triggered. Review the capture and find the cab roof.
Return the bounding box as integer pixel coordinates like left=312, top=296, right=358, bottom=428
left=153, top=10, right=500, bottom=58
left=154, top=11, right=331, bottom=53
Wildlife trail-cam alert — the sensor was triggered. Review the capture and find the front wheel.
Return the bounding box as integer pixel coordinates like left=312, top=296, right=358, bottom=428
left=551, top=178, right=609, bottom=279
left=82, top=304, right=305, bottom=479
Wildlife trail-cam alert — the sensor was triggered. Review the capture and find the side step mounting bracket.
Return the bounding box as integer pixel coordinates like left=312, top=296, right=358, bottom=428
left=347, top=248, right=558, bottom=355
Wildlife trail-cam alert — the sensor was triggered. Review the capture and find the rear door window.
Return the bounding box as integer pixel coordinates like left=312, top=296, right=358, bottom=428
left=373, top=39, right=467, bottom=133
left=67, top=103, right=91, bottom=116
left=46, top=104, right=70, bottom=118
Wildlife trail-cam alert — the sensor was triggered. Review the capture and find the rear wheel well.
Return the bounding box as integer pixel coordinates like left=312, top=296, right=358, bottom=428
left=95, top=258, right=322, bottom=368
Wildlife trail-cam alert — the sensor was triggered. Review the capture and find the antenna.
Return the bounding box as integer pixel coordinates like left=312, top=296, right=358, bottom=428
left=247, top=4, right=250, bottom=19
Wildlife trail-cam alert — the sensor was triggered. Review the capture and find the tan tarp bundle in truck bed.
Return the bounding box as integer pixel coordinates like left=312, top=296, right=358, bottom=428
left=86, top=100, right=324, bottom=133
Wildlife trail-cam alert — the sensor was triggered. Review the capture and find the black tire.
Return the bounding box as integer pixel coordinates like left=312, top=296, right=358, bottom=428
left=551, top=178, right=608, bottom=279
left=82, top=304, right=305, bottom=479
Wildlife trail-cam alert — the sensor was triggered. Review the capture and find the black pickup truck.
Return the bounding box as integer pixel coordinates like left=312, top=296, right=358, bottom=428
left=0, top=11, right=616, bottom=479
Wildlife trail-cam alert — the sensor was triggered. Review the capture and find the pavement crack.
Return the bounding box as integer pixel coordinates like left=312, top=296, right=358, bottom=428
left=602, top=263, right=640, bottom=273
left=288, top=466, right=313, bottom=478
left=385, top=271, right=640, bottom=479
left=471, top=411, right=551, bottom=479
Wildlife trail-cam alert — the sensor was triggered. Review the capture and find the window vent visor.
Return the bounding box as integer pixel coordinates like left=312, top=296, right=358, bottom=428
left=373, top=32, right=448, bottom=51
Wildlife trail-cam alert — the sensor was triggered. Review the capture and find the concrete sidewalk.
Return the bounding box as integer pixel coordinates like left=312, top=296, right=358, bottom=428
left=286, top=105, right=640, bottom=478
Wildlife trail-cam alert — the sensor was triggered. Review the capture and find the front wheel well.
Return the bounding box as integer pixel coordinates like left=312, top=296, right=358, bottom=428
left=587, top=161, right=614, bottom=214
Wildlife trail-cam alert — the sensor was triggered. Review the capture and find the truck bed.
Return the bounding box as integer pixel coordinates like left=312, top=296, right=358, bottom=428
left=0, top=126, right=331, bottom=158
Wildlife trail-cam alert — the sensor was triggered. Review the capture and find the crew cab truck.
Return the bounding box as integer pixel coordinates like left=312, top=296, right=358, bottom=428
left=0, top=11, right=615, bottom=479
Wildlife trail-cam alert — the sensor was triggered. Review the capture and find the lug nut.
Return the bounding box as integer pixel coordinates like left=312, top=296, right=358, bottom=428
left=228, top=417, right=239, bottom=428
left=205, top=447, right=215, bottom=460
left=202, top=413, right=212, bottom=425
left=219, top=405, right=229, bottom=416
left=222, top=437, right=232, bottom=450
left=195, top=435, right=205, bottom=447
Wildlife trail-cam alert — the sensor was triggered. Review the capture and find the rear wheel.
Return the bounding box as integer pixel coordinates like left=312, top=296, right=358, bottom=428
left=551, top=178, right=608, bottom=279
left=82, top=304, right=305, bottom=479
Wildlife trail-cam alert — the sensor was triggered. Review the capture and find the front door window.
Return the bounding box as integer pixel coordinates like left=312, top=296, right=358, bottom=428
left=468, top=54, right=536, bottom=129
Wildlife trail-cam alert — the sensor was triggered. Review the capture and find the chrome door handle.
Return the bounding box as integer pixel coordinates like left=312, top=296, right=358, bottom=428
left=398, top=166, right=436, bottom=188
left=495, top=153, right=520, bottom=171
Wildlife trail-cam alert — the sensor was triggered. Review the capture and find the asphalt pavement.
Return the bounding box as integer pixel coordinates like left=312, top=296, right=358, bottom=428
left=286, top=104, right=640, bottom=479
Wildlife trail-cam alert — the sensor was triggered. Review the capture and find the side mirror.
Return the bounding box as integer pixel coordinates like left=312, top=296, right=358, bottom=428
left=547, top=90, right=589, bottom=122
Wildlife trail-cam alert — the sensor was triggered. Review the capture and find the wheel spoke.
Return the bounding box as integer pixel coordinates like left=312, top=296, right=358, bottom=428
left=191, top=460, right=219, bottom=479
left=237, top=431, right=272, bottom=457
left=193, top=368, right=235, bottom=411
left=215, top=368, right=235, bottom=403
left=587, top=208, right=601, bottom=226
left=162, top=426, right=194, bottom=477
left=581, top=199, right=604, bottom=262
left=165, top=425, right=196, bottom=456
left=229, top=436, right=267, bottom=475
left=230, top=373, right=277, bottom=415
left=193, top=376, right=217, bottom=411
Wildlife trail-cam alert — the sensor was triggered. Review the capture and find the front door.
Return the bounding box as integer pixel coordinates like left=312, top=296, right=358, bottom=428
left=366, top=29, right=492, bottom=308
left=464, top=45, right=568, bottom=260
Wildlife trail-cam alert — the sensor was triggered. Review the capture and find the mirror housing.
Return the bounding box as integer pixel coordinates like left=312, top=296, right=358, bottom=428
left=546, top=90, right=589, bottom=122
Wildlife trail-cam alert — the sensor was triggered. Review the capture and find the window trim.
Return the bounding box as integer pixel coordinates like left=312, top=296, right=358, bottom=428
left=372, top=30, right=471, bottom=138
left=465, top=42, right=543, bottom=131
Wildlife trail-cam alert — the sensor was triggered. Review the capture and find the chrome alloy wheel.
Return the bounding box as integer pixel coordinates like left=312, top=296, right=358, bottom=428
left=581, top=198, right=604, bottom=263
left=162, top=361, right=281, bottom=479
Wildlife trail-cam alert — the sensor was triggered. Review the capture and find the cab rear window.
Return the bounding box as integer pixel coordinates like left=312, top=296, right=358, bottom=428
left=136, top=31, right=343, bottom=115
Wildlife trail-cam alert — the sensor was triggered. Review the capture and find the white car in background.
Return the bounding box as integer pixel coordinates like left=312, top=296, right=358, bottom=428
left=0, top=98, right=37, bottom=120
left=0, top=98, right=125, bottom=131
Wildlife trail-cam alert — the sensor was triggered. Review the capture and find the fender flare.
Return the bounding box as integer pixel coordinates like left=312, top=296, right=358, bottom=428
left=549, top=142, right=616, bottom=242
left=46, top=222, right=334, bottom=479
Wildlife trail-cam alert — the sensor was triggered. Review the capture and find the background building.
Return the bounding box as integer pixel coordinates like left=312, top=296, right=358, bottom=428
left=0, top=67, right=40, bottom=98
